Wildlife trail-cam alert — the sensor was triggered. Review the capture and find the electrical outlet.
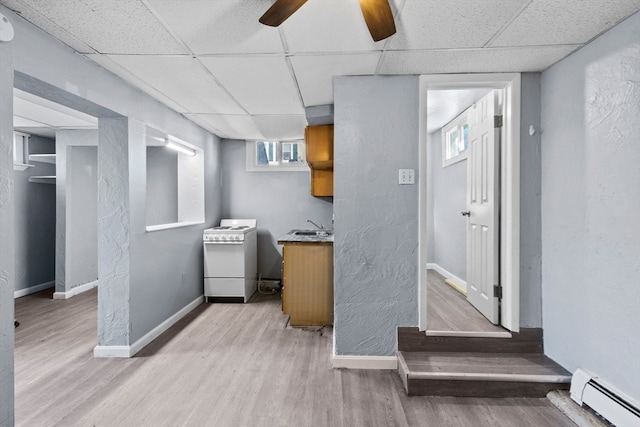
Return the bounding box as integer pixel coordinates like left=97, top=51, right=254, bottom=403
left=399, top=169, right=415, bottom=185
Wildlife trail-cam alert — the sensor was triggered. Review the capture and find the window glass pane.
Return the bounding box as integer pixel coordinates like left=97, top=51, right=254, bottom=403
left=460, top=124, right=469, bottom=152
left=256, top=141, right=279, bottom=166
left=255, top=141, right=268, bottom=165
left=281, top=141, right=305, bottom=164
left=447, top=128, right=459, bottom=159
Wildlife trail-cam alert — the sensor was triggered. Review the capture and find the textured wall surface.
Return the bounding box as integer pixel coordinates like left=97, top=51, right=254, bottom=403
left=518, top=74, right=542, bottom=327
left=0, top=12, right=15, bottom=422
left=56, top=130, right=99, bottom=294
left=67, top=146, right=98, bottom=289
left=541, top=12, right=640, bottom=400
left=130, top=126, right=219, bottom=343
left=221, top=140, right=333, bottom=279
left=14, top=136, right=55, bottom=292
left=4, top=5, right=222, bottom=350
left=429, top=129, right=467, bottom=280
left=334, top=76, right=419, bottom=356
left=146, top=146, right=178, bottom=226
left=97, top=118, right=132, bottom=346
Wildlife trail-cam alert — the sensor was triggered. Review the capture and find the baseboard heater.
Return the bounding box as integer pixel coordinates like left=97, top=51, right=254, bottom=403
left=570, top=368, right=640, bottom=426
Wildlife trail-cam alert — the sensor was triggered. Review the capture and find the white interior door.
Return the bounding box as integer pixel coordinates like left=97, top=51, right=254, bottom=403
left=465, top=90, right=501, bottom=324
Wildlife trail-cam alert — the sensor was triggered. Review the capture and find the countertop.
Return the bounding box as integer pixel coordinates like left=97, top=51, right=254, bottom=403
left=277, top=230, right=334, bottom=244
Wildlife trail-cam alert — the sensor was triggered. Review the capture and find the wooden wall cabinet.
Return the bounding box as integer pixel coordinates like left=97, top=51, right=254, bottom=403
left=281, top=242, right=333, bottom=326
left=305, top=125, right=333, bottom=197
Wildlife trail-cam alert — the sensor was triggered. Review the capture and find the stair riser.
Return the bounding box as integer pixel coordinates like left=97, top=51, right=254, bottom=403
left=406, top=379, right=569, bottom=398
left=398, top=327, right=543, bottom=353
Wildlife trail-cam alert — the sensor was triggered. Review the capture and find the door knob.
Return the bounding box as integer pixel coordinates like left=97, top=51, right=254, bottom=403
left=461, top=211, right=471, bottom=217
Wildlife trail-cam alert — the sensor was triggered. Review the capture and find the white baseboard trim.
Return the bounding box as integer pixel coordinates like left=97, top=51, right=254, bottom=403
left=427, top=263, right=467, bottom=293
left=53, top=280, right=98, bottom=300
left=14, top=281, right=55, bottom=298
left=332, top=355, right=398, bottom=370
left=93, top=345, right=131, bottom=358
left=94, top=295, right=204, bottom=358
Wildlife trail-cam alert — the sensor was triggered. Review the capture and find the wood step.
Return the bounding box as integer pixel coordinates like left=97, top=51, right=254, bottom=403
left=398, top=326, right=543, bottom=353
left=398, top=351, right=571, bottom=397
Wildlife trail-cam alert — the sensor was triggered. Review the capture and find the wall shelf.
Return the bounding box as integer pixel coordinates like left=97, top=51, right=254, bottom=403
left=29, top=154, right=57, bottom=164
left=29, top=176, right=56, bottom=184
left=13, top=163, right=35, bottom=171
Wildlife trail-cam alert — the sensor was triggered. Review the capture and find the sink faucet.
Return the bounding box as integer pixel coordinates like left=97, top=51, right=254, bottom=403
left=307, top=219, right=325, bottom=231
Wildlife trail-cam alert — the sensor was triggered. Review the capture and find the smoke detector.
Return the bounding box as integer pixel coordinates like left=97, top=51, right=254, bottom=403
left=0, top=13, right=14, bottom=42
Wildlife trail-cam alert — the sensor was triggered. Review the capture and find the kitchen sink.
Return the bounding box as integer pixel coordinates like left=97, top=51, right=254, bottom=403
left=290, top=229, right=332, bottom=236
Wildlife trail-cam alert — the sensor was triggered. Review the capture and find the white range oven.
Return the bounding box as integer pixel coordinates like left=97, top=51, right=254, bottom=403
left=203, top=219, right=257, bottom=303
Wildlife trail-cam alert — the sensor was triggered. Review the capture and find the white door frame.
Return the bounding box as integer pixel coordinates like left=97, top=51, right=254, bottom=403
left=418, top=73, right=521, bottom=332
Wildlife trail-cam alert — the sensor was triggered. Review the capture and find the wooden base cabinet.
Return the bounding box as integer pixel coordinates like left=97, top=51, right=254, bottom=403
left=281, top=242, right=333, bottom=326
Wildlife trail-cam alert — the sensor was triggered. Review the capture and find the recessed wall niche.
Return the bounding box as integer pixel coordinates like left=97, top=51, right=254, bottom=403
left=145, top=127, right=204, bottom=231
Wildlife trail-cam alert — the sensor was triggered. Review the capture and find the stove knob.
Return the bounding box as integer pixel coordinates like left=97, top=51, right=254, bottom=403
left=214, top=235, right=220, bottom=241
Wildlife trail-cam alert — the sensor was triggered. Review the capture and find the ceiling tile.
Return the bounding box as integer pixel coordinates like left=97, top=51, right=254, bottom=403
left=290, top=53, right=381, bottom=106
left=281, top=0, right=382, bottom=53
left=146, top=0, right=284, bottom=55
left=253, top=115, right=307, bottom=140
left=14, top=0, right=187, bottom=54
left=94, top=55, right=245, bottom=115
left=378, top=45, right=581, bottom=74
left=186, top=114, right=264, bottom=140
left=387, top=0, right=530, bottom=50
left=490, top=0, right=640, bottom=47
left=1, top=0, right=97, bottom=53
left=200, top=56, right=303, bottom=115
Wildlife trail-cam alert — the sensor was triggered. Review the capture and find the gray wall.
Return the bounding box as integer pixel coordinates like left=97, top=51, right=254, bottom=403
left=56, top=130, right=99, bottom=294
left=146, top=146, right=178, bottom=226
left=429, top=128, right=467, bottom=280
left=0, top=15, right=16, bottom=424
left=3, top=4, right=223, bottom=354
left=221, top=139, right=333, bottom=279
left=541, top=12, right=640, bottom=401
left=334, top=75, right=419, bottom=356
left=13, top=135, right=56, bottom=292
left=67, top=146, right=98, bottom=288
left=519, top=73, right=542, bottom=328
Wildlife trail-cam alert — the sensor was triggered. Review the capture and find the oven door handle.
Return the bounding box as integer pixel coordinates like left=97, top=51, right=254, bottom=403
left=203, top=241, right=243, bottom=245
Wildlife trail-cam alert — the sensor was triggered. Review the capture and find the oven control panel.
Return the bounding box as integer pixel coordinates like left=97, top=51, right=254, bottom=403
left=203, top=233, right=245, bottom=243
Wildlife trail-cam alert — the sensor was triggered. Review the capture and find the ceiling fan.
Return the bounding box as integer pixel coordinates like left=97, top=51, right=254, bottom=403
left=259, top=0, right=396, bottom=42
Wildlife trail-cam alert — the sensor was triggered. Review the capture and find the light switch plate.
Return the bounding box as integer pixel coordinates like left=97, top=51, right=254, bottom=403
left=399, top=169, right=415, bottom=185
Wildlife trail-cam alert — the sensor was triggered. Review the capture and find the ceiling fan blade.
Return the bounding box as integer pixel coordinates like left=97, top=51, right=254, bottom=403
left=359, top=0, right=396, bottom=42
left=259, top=0, right=308, bottom=27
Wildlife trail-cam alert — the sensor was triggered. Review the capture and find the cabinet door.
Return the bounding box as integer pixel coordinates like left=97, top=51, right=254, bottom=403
left=305, top=125, right=333, bottom=169
left=311, top=169, right=333, bottom=197
left=282, top=243, right=333, bottom=326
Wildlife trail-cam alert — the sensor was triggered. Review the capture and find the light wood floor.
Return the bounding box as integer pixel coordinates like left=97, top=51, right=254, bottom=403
left=14, top=288, right=574, bottom=427
left=427, top=270, right=506, bottom=333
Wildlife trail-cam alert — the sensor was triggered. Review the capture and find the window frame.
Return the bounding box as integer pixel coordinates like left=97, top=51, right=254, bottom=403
left=441, top=114, right=470, bottom=167
left=245, top=139, right=308, bottom=172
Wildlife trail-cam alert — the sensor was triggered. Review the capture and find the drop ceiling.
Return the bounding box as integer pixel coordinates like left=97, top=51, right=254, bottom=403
left=2, top=0, right=639, bottom=140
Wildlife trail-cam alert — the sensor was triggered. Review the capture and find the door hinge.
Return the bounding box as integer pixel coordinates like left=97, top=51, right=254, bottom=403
left=493, top=285, right=502, bottom=299
left=494, top=115, right=503, bottom=128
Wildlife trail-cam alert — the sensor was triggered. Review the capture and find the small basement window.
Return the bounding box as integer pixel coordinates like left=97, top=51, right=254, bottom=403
left=442, top=115, right=469, bottom=167
left=246, top=140, right=307, bottom=172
